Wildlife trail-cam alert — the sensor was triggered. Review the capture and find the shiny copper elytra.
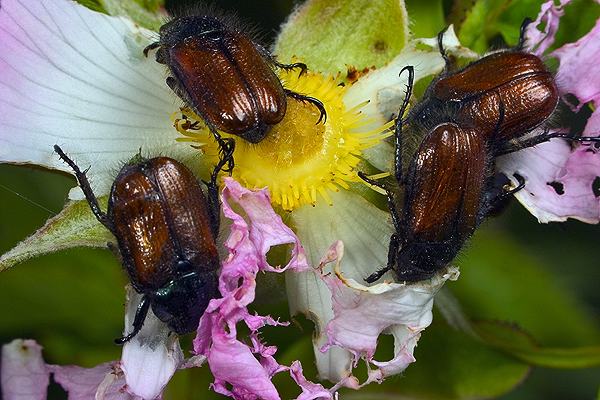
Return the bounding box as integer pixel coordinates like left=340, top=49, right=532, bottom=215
left=145, top=15, right=326, bottom=144
left=409, top=22, right=558, bottom=143
left=54, top=145, right=233, bottom=343
left=395, top=122, right=490, bottom=280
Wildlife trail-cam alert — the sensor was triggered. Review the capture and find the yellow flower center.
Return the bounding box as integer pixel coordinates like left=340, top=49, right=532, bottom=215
left=175, top=70, right=391, bottom=211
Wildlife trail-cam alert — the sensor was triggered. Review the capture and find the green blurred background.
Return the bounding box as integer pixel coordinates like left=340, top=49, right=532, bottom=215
left=1, top=0, right=599, bottom=399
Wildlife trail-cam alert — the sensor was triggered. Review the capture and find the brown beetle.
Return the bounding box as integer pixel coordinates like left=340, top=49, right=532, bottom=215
left=361, top=62, right=598, bottom=282
left=409, top=19, right=559, bottom=144
left=144, top=14, right=326, bottom=144
left=54, top=143, right=234, bottom=343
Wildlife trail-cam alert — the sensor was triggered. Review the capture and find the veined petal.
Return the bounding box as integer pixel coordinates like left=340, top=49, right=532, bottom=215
left=121, top=288, right=184, bottom=400
left=0, top=0, right=187, bottom=197
left=320, top=241, right=459, bottom=384
left=552, top=17, right=600, bottom=107
left=1, top=339, right=50, bottom=400
left=287, top=190, right=393, bottom=382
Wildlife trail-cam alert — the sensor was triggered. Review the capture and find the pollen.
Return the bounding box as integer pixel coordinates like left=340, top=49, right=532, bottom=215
left=175, top=69, right=392, bottom=211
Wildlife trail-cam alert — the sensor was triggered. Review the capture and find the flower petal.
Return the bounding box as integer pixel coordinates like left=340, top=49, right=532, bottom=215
left=319, top=241, right=458, bottom=385
left=49, top=363, right=138, bottom=400
left=194, top=179, right=313, bottom=400
left=497, top=130, right=600, bottom=224
left=552, top=17, right=600, bottom=107
left=524, top=0, right=570, bottom=56
left=287, top=190, right=393, bottom=382
left=288, top=361, right=334, bottom=400
left=0, top=0, right=187, bottom=197
left=121, top=288, right=183, bottom=400
left=1, top=339, right=50, bottom=400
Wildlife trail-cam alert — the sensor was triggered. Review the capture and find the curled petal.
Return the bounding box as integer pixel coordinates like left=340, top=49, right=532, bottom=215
left=525, top=0, right=570, bottom=55
left=194, top=179, right=314, bottom=400
left=0, top=0, right=187, bottom=198
left=319, top=242, right=459, bottom=385
left=121, top=288, right=183, bottom=400
left=1, top=339, right=49, bottom=400
left=288, top=361, right=334, bottom=400
left=552, top=17, right=600, bottom=107
left=288, top=191, right=393, bottom=383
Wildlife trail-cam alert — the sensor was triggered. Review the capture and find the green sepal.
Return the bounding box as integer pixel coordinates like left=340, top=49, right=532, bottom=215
left=0, top=198, right=113, bottom=271
left=99, top=0, right=165, bottom=31
left=274, top=0, right=409, bottom=74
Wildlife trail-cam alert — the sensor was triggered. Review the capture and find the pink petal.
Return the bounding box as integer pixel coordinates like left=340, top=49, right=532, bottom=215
left=49, top=363, right=138, bottom=400
left=288, top=361, right=333, bottom=400
left=120, top=289, right=184, bottom=400
left=1, top=339, right=49, bottom=400
left=525, top=0, right=570, bottom=55
left=497, top=127, right=600, bottom=224
left=0, top=0, right=186, bottom=198
left=193, top=179, right=314, bottom=400
left=319, top=242, right=459, bottom=385
left=552, top=18, right=600, bottom=107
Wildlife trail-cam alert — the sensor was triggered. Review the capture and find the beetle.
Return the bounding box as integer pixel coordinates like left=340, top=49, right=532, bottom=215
left=144, top=13, right=327, bottom=144
left=54, top=142, right=234, bottom=343
left=408, top=19, right=559, bottom=144
left=359, top=61, right=600, bottom=282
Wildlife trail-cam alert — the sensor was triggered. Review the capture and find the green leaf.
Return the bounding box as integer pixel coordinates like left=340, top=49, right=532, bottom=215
left=99, top=0, right=165, bottom=31
left=274, top=0, right=409, bottom=74
left=453, top=228, right=600, bottom=347
left=475, top=321, right=600, bottom=369
left=405, top=0, right=445, bottom=38
left=0, top=199, right=113, bottom=271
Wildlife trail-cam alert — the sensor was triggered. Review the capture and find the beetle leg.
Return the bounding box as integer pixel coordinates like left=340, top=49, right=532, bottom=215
left=53, top=145, right=115, bottom=233
left=394, top=66, right=415, bottom=184
left=114, top=296, right=150, bottom=345
left=273, top=60, right=308, bottom=77
left=284, top=89, right=328, bottom=125
left=478, top=173, right=525, bottom=221
left=204, top=138, right=236, bottom=236
left=364, top=233, right=400, bottom=283
left=143, top=42, right=160, bottom=57
left=495, top=129, right=600, bottom=156
left=437, top=26, right=452, bottom=71
left=517, top=18, right=534, bottom=50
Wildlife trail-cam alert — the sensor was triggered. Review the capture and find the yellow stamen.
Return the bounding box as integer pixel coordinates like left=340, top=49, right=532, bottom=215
left=174, top=70, right=391, bottom=211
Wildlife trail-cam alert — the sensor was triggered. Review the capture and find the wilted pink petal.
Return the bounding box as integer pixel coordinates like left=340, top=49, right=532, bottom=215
left=49, top=363, right=139, bottom=400
left=120, top=288, right=184, bottom=400
left=552, top=18, right=600, bottom=108
left=319, top=242, right=459, bottom=385
left=525, top=0, right=570, bottom=55
left=498, top=125, right=600, bottom=224
left=1, top=339, right=50, bottom=400
left=193, top=178, right=314, bottom=400
left=288, top=361, right=333, bottom=400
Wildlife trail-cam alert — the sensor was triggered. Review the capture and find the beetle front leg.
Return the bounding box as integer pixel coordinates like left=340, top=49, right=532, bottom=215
left=53, top=145, right=114, bottom=233
left=495, top=129, right=600, bottom=156
left=284, top=89, right=327, bottom=125
left=364, top=233, right=400, bottom=283
left=114, top=295, right=150, bottom=345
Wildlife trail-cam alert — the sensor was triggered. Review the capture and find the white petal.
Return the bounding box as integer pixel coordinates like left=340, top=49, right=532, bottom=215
left=1, top=339, right=49, bottom=400
left=121, top=288, right=184, bottom=400
left=344, top=27, right=477, bottom=170
left=0, top=0, right=188, bottom=197
left=287, top=190, right=394, bottom=382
